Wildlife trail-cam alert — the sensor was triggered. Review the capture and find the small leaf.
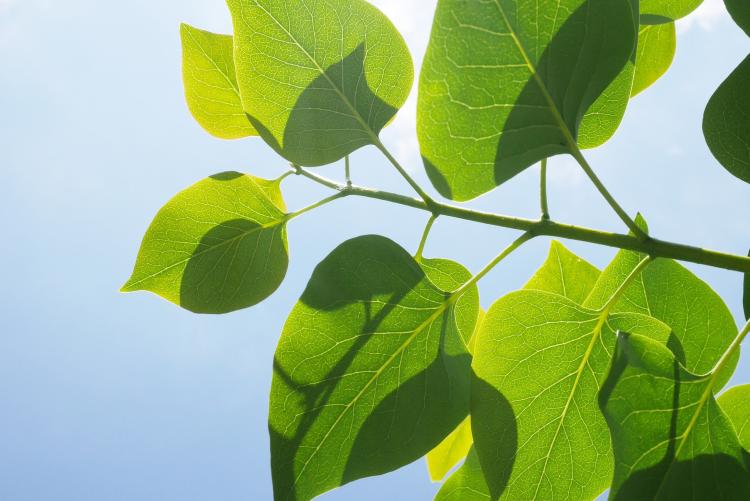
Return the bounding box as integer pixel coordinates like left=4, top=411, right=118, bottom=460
left=269, top=236, right=478, bottom=501
left=180, top=24, right=257, bottom=139
left=704, top=57, right=750, bottom=184
left=435, top=447, right=490, bottom=501
left=640, top=0, right=704, bottom=23
left=632, top=23, right=676, bottom=97
left=226, top=0, right=413, bottom=167
left=417, top=0, right=637, bottom=201
left=718, top=384, right=750, bottom=450
left=122, top=172, right=288, bottom=314
left=524, top=241, right=601, bottom=304
left=600, top=333, right=750, bottom=500
left=472, top=290, right=671, bottom=500
left=584, top=215, right=739, bottom=388
left=427, top=417, right=474, bottom=483
left=745, top=249, right=750, bottom=320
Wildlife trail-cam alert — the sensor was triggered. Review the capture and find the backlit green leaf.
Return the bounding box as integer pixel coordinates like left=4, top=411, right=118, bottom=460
left=435, top=447, right=490, bottom=501
left=417, top=0, right=637, bottom=201
left=269, top=236, right=478, bottom=501
left=524, top=241, right=601, bottom=303
left=180, top=24, right=257, bottom=139
left=472, top=290, right=671, bottom=500
left=641, top=0, right=703, bottom=23
left=226, top=0, right=413, bottom=167
left=584, top=217, right=739, bottom=388
left=632, top=23, right=676, bottom=97
left=600, top=333, right=750, bottom=500
left=427, top=417, right=474, bottom=482
left=122, top=172, right=288, bottom=314
left=718, top=384, right=750, bottom=450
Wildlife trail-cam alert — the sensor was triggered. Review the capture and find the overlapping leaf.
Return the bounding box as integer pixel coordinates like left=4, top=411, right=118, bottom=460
left=269, top=236, right=479, bottom=501
left=180, top=24, right=256, bottom=139
left=524, top=241, right=601, bottom=303
left=435, top=447, right=490, bottom=501
left=226, top=0, right=413, bottom=167
left=703, top=0, right=750, bottom=184
left=632, top=23, right=676, bottom=97
left=600, top=333, right=750, bottom=500
left=472, top=290, right=671, bottom=500
left=584, top=217, right=739, bottom=388
left=718, top=384, right=750, bottom=450
left=640, top=0, right=704, bottom=23
left=122, top=172, right=288, bottom=314
left=417, top=0, right=638, bottom=201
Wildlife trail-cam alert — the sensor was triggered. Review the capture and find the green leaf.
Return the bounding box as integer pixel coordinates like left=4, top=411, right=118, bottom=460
left=435, top=447, right=490, bottom=501
left=640, top=0, right=703, bottom=23
left=226, top=0, right=413, bottom=167
left=269, top=236, right=479, bottom=501
left=427, top=417, right=474, bottom=482
left=584, top=217, right=739, bottom=388
left=632, top=23, right=676, bottom=97
left=745, top=249, right=750, bottom=320
left=524, top=241, right=601, bottom=304
left=718, top=384, right=750, bottom=450
left=726, top=0, right=750, bottom=37
left=704, top=56, right=750, bottom=184
left=417, top=0, right=637, bottom=201
left=180, top=24, right=257, bottom=139
left=600, top=333, right=750, bottom=500
left=121, top=172, right=288, bottom=314
left=471, top=290, right=672, bottom=500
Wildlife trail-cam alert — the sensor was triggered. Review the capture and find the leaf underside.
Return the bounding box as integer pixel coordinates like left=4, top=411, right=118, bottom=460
left=632, top=23, right=676, bottom=97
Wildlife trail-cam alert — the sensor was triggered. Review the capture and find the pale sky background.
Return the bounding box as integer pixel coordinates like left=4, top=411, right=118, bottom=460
left=1, top=0, right=749, bottom=500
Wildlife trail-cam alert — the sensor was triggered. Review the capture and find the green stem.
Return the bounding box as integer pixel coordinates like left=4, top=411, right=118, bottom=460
left=540, top=158, right=550, bottom=220
left=372, top=138, right=436, bottom=208
left=291, top=166, right=750, bottom=273
left=415, top=214, right=438, bottom=262
left=571, top=148, right=647, bottom=240
left=286, top=192, right=346, bottom=221
left=345, top=156, right=352, bottom=187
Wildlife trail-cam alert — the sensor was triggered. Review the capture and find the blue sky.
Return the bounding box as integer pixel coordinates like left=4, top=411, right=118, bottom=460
left=1, top=0, right=749, bottom=500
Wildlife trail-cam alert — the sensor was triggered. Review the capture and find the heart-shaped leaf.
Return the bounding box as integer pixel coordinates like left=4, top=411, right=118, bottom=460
left=600, top=333, right=750, bottom=500
left=226, top=0, right=413, bottom=167
left=122, top=172, right=288, bottom=314
left=472, top=290, right=671, bottom=500
left=180, top=24, right=257, bottom=139
left=417, top=0, right=637, bottom=201
left=269, top=236, right=478, bottom=501
left=718, top=384, right=750, bottom=450
left=524, top=241, right=601, bottom=303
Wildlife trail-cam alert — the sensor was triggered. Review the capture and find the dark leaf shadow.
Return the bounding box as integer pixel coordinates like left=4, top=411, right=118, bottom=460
left=248, top=44, right=397, bottom=167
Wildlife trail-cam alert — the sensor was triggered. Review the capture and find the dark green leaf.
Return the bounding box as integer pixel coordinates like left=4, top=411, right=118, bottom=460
left=632, top=23, right=676, bottom=97
left=122, top=172, right=288, bottom=314
left=226, top=0, right=413, bottom=167
left=584, top=216, right=739, bottom=388
left=745, top=249, right=750, bottom=320
left=472, top=290, right=671, bottom=500
left=718, top=384, right=750, bottom=450
left=417, top=0, right=637, bottom=201
left=435, top=447, right=490, bottom=501
left=269, top=236, right=478, bottom=501
left=600, top=333, right=750, bottom=500
left=726, top=0, right=750, bottom=37
left=180, top=24, right=257, bottom=139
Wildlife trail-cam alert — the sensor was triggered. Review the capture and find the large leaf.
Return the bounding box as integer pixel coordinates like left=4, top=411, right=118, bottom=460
left=703, top=0, right=750, bottom=184
left=122, top=172, right=288, bottom=314
left=632, top=23, right=676, bottom=97
left=269, top=236, right=478, bottom=501
left=718, top=384, right=750, bottom=450
left=600, top=333, right=750, bottom=500
left=584, top=217, right=739, bottom=388
left=180, top=24, right=256, bottom=139
left=435, top=447, right=490, bottom=501
left=226, top=0, right=413, bottom=167
left=472, top=290, right=672, bottom=500
left=417, top=0, right=637, bottom=201
left=640, top=0, right=703, bottom=23
left=524, top=241, right=601, bottom=303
